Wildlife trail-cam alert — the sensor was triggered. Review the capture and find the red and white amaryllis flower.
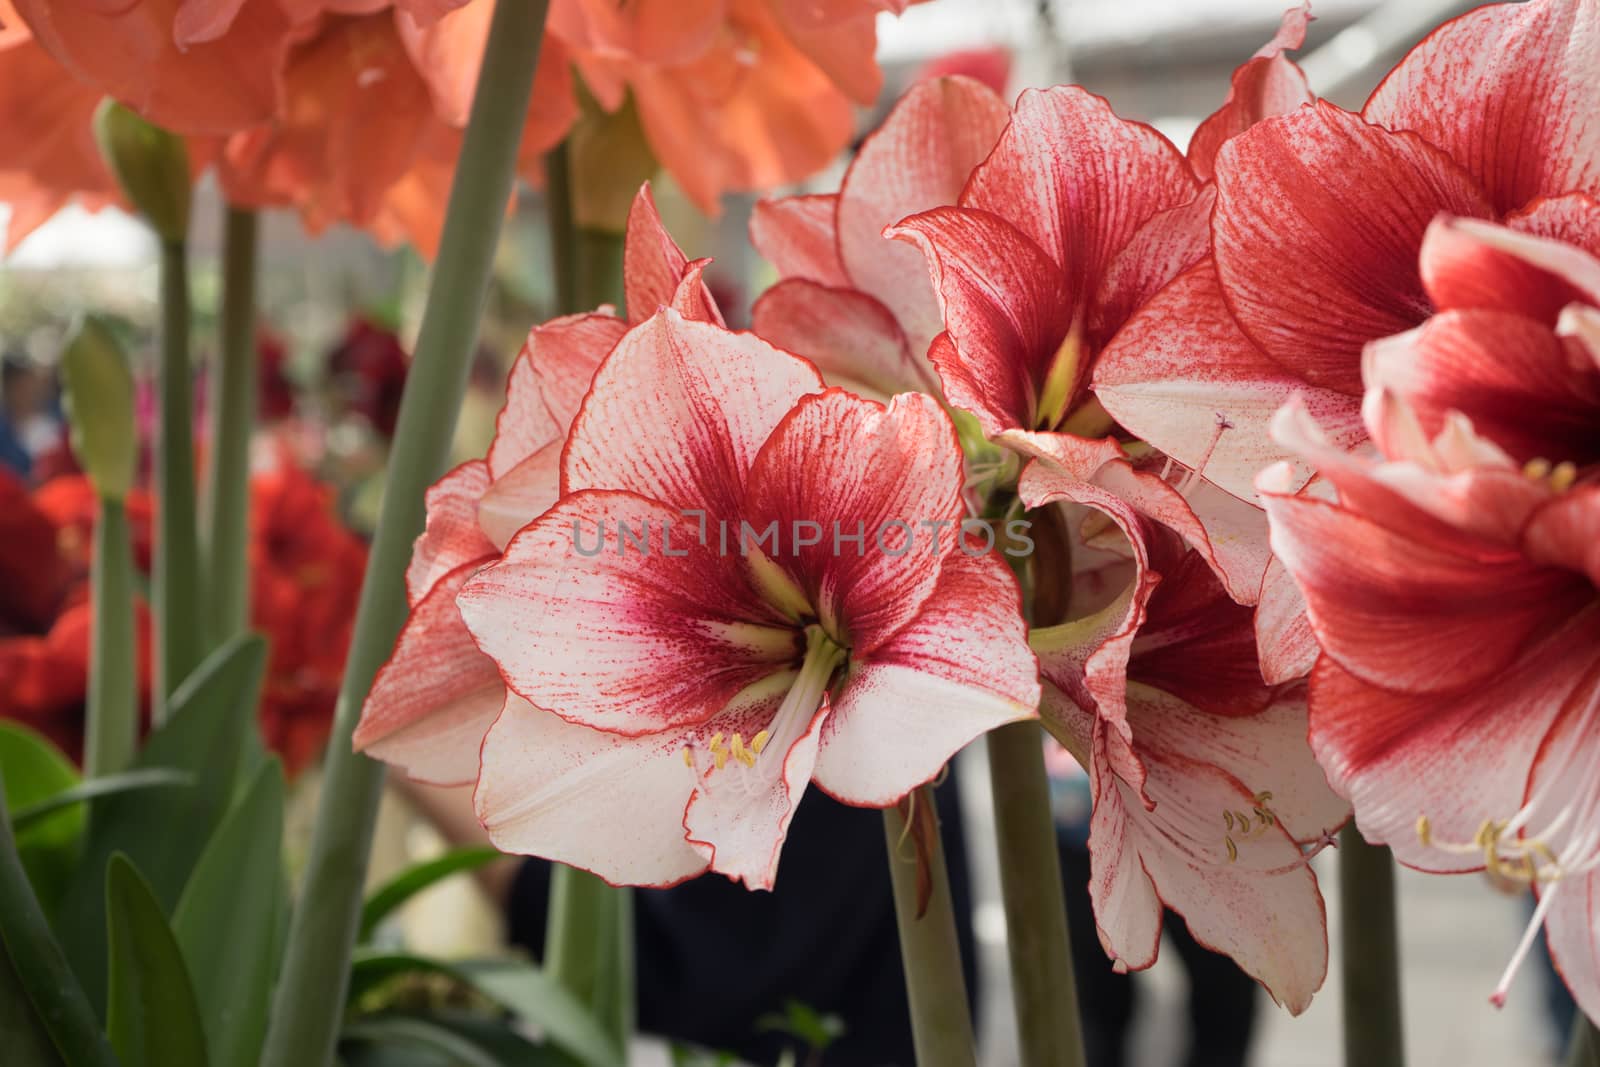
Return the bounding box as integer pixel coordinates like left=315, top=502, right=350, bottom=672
left=1095, top=0, right=1600, bottom=675
left=454, top=309, right=1040, bottom=889
left=1363, top=215, right=1600, bottom=470
left=1260, top=393, right=1600, bottom=1018
left=879, top=7, right=1315, bottom=607
left=1021, top=447, right=1346, bottom=1013
left=352, top=186, right=720, bottom=782
left=749, top=73, right=1010, bottom=399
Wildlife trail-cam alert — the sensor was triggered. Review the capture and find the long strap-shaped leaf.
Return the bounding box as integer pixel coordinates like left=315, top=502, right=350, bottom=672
left=104, top=854, right=208, bottom=1067
left=0, top=767, right=119, bottom=1067
left=173, top=759, right=285, bottom=1067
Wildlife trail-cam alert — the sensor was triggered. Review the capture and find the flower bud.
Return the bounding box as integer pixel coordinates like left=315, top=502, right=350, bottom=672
left=93, top=99, right=191, bottom=243
left=60, top=315, right=138, bottom=500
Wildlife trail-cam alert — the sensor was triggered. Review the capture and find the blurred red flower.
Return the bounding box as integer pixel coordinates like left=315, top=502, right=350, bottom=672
left=0, top=463, right=365, bottom=773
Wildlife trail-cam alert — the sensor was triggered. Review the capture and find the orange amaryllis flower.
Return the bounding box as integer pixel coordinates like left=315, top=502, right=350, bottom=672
left=554, top=0, right=916, bottom=214
left=218, top=2, right=575, bottom=259
left=9, top=0, right=296, bottom=135
left=0, top=2, right=121, bottom=251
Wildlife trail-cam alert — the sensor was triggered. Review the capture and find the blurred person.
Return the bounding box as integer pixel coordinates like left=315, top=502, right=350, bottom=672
left=1, top=354, right=59, bottom=476
left=404, top=774, right=979, bottom=1066
left=1047, top=741, right=1259, bottom=1067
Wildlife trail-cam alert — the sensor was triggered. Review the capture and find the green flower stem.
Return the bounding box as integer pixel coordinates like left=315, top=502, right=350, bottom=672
left=258, top=4, right=551, bottom=1065
left=203, top=205, right=259, bottom=640
left=85, top=495, right=138, bottom=779
left=154, top=237, right=203, bottom=721
left=882, top=787, right=977, bottom=1067
left=1568, top=1013, right=1599, bottom=1067
left=0, top=768, right=121, bottom=1067
left=545, top=140, right=624, bottom=314
left=987, top=719, right=1086, bottom=1067
left=1339, top=822, right=1405, bottom=1067
left=540, top=137, right=633, bottom=1053
left=543, top=867, right=634, bottom=1046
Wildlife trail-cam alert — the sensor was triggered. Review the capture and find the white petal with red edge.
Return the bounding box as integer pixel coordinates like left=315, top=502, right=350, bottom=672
left=475, top=693, right=710, bottom=887
left=1095, top=263, right=1365, bottom=504
left=749, top=193, right=848, bottom=286
left=683, top=702, right=829, bottom=891
left=477, top=439, right=563, bottom=550
left=406, top=460, right=497, bottom=604
left=750, top=279, right=937, bottom=398
left=814, top=550, right=1039, bottom=806
left=562, top=310, right=824, bottom=518
left=1089, top=684, right=1331, bottom=1014
left=487, top=313, right=625, bottom=480
left=355, top=564, right=505, bottom=786
left=835, top=75, right=1010, bottom=353
left=1544, top=874, right=1600, bottom=1026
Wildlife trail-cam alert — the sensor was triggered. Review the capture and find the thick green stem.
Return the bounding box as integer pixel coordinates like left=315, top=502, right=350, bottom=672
left=545, top=141, right=624, bottom=314
left=543, top=867, right=634, bottom=1044
left=154, top=238, right=203, bottom=721
left=540, top=136, right=634, bottom=1049
left=1568, top=1013, right=1599, bottom=1067
left=1339, top=823, right=1405, bottom=1067
left=85, top=496, right=137, bottom=778
left=0, top=769, right=121, bottom=1067
left=203, top=205, right=259, bottom=640
left=258, top=5, right=550, bottom=1065
left=988, top=720, right=1086, bottom=1067
left=882, top=788, right=977, bottom=1067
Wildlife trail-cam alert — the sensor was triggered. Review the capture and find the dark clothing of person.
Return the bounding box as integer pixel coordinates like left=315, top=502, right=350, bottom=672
left=507, top=780, right=977, bottom=1067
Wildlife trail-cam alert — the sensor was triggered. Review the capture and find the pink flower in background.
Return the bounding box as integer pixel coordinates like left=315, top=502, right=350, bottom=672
left=455, top=308, right=1039, bottom=889
left=352, top=186, right=721, bottom=783
left=1261, top=392, right=1600, bottom=1019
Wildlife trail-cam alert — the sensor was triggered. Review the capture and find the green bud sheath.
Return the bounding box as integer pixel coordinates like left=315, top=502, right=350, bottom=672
left=93, top=99, right=191, bottom=242
left=59, top=315, right=138, bottom=501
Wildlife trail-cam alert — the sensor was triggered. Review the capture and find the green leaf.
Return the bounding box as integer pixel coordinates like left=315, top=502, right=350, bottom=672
left=104, top=853, right=208, bottom=1067
left=0, top=941, right=67, bottom=1067
left=173, top=758, right=285, bottom=1067
left=0, top=722, right=85, bottom=912
left=756, top=999, right=846, bottom=1051
left=58, top=635, right=267, bottom=1014
left=340, top=1017, right=502, bottom=1067
left=359, top=846, right=499, bottom=941
left=340, top=1011, right=570, bottom=1067
left=12, top=769, right=193, bottom=834
left=348, top=951, right=623, bottom=1067
left=0, top=763, right=117, bottom=1067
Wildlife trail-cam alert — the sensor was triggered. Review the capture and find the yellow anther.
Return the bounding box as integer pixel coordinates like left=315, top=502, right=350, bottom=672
left=750, top=730, right=770, bottom=754
left=682, top=748, right=694, bottom=768
left=1417, top=814, right=1432, bottom=847
left=1524, top=457, right=1553, bottom=480
left=713, top=749, right=728, bottom=771
left=709, top=732, right=724, bottom=750
left=731, top=733, right=746, bottom=757
left=1224, top=811, right=1235, bottom=832
left=1225, top=836, right=1239, bottom=863
left=1551, top=461, right=1578, bottom=493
